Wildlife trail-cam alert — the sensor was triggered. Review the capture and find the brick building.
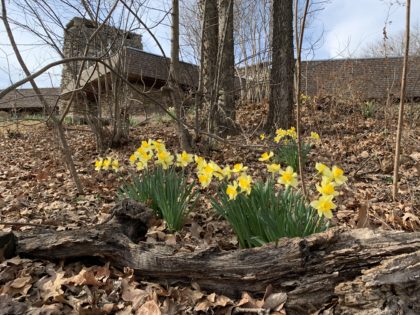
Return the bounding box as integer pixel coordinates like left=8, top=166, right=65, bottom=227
left=301, top=56, right=420, bottom=100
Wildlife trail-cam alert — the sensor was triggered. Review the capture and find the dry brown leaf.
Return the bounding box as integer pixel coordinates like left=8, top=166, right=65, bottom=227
left=136, top=300, right=161, bottom=315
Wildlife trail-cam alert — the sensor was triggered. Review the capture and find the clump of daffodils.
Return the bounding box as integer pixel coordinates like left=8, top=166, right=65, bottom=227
left=310, top=163, right=347, bottom=219
left=94, top=157, right=119, bottom=172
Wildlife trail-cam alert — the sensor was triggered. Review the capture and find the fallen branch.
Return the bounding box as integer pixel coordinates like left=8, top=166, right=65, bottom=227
left=2, top=200, right=419, bottom=314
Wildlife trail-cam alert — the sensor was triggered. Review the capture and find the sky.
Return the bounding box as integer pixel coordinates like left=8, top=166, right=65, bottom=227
left=0, top=0, right=419, bottom=89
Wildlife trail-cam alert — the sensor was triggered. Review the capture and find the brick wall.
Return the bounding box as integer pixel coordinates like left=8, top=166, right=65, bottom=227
left=301, top=56, right=420, bottom=100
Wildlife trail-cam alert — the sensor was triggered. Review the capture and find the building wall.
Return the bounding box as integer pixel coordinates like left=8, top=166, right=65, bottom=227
left=301, top=56, right=420, bottom=100
left=60, top=17, right=142, bottom=116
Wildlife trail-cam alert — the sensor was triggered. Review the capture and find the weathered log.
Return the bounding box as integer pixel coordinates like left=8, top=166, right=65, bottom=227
left=2, top=200, right=419, bottom=314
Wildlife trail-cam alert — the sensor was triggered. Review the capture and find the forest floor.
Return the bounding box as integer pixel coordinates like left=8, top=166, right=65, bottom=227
left=0, top=100, right=419, bottom=314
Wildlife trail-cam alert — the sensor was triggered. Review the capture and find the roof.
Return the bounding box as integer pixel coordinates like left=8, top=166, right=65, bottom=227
left=0, top=88, right=60, bottom=110
left=125, top=47, right=199, bottom=87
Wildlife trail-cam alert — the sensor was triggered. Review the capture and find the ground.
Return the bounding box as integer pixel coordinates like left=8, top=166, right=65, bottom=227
left=0, top=100, right=419, bottom=314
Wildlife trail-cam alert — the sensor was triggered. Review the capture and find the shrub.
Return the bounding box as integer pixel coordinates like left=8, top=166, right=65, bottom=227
left=212, top=180, right=329, bottom=248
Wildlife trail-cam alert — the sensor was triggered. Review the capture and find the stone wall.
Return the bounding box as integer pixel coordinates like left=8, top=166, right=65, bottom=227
left=301, top=56, right=420, bottom=100
left=60, top=17, right=142, bottom=116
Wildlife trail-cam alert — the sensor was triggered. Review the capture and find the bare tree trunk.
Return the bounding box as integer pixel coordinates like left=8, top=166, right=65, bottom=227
left=392, top=0, right=411, bottom=200
left=1, top=0, right=83, bottom=194
left=201, top=0, right=219, bottom=138
left=265, top=0, right=294, bottom=133
left=294, top=0, right=310, bottom=197
left=216, top=0, right=236, bottom=135
left=170, top=0, right=192, bottom=151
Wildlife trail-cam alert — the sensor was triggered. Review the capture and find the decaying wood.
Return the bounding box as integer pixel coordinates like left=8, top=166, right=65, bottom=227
left=2, top=200, right=419, bottom=314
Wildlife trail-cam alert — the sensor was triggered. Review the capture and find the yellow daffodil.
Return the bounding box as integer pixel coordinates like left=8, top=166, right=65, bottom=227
left=140, top=139, right=153, bottom=152
left=310, top=132, right=320, bottom=141
left=152, top=139, right=166, bottom=152
left=267, top=163, right=281, bottom=174
left=315, top=162, right=332, bottom=177
left=287, top=127, right=297, bottom=139
left=111, top=159, right=119, bottom=172
left=176, top=151, right=194, bottom=168
left=258, top=151, right=274, bottom=162
left=221, top=166, right=232, bottom=180
left=136, top=160, right=146, bottom=171
left=155, top=150, right=174, bottom=169
left=278, top=166, right=298, bottom=188
left=209, top=161, right=224, bottom=180
left=274, top=134, right=282, bottom=143
left=198, top=172, right=212, bottom=188
left=129, top=154, right=137, bottom=164
left=275, top=128, right=287, bottom=137
left=94, top=158, right=103, bottom=171
left=260, top=133, right=266, bottom=140
left=194, top=155, right=207, bottom=170
left=238, top=173, right=252, bottom=195
left=331, top=165, right=347, bottom=185
left=136, top=147, right=153, bottom=163
left=226, top=181, right=239, bottom=200
left=102, top=158, right=111, bottom=170
left=310, top=195, right=336, bottom=219
left=232, top=163, right=248, bottom=173
left=316, top=176, right=338, bottom=196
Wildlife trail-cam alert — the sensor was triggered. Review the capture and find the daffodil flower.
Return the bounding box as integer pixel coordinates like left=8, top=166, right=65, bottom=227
left=94, top=158, right=103, bottom=171
left=238, top=173, right=252, bottom=195
left=102, top=158, right=111, bottom=170
left=111, top=159, right=119, bottom=172
left=198, top=172, right=212, bottom=188
left=315, top=162, right=332, bottom=177
left=278, top=166, right=298, bottom=188
left=221, top=166, right=232, bottom=180
left=140, top=139, right=153, bottom=152
left=258, top=151, right=274, bottom=162
left=310, top=195, right=336, bottom=219
left=232, top=163, right=248, bottom=173
left=331, top=165, right=347, bottom=185
left=155, top=150, right=174, bottom=169
left=267, top=163, right=281, bottom=174
left=129, top=154, right=137, bottom=164
left=310, top=132, right=320, bottom=141
left=194, top=155, right=207, bottom=170
left=176, top=151, right=194, bottom=168
left=152, top=139, right=166, bottom=152
left=226, top=181, right=239, bottom=200
left=136, top=160, right=146, bottom=171
left=260, top=133, right=266, bottom=140
left=316, top=176, right=338, bottom=196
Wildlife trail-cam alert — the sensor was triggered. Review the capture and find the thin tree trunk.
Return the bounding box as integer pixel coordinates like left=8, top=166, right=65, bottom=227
left=265, top=0, right=294, bottom=133
left=170, top=0, right=192, bottom=151
left=1, top=0, right=83, bottom=194
left=392, top=0, right=411, bottom=200
left=294, top=0, right=310, bottom=197
left=216, top=0, right=236, bottom=135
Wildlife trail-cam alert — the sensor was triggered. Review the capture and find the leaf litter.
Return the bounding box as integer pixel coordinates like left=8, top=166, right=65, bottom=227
left=0, top=101, right=418, bottom=314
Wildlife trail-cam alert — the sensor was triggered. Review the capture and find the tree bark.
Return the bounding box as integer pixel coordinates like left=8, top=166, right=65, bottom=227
left=3, top=203, right=419, bottom=315
left=265, top=0, right=294, bottom=133
left=215, top=0, right=236, bottom=135
left=170, top=0, right=192, bottom=151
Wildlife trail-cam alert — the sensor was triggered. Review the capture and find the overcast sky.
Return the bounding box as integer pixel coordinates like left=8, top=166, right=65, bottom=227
left=0, top=0, right=419, bottom=89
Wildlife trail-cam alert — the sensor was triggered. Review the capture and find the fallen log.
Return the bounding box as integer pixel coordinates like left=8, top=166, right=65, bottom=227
left=2, top=200, right=419, bottom=314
